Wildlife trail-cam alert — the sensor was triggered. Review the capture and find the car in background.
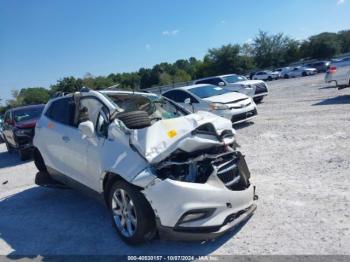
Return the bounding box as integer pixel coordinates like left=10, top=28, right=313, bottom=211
left=162, top=84, right=257, bottom=124
left=2, top=104, right=45, bottom=160
left=252, top=71, right=280, bottom=81
left=0, top=116, right=4, bottom=143
left=194, top=74, right=268, bottom=103
left=305, top=61, right=330, bottom=73
left=325, top=57, right=350, bottom=89
left=284, top=66, right=317, bottom=78
left=33, top=89, right=257, bottom=244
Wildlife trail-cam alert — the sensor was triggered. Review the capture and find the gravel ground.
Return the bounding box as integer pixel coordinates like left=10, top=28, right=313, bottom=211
left=0, top=74, right=349, bottom=257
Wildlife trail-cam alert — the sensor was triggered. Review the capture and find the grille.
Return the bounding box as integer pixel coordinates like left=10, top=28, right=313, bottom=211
left=212, top=155, right=241, bottom=189
left=255, top=83, right=267, bottom=94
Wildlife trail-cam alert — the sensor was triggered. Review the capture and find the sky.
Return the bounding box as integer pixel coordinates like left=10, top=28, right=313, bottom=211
left=0, top=0, right=349, bottom=103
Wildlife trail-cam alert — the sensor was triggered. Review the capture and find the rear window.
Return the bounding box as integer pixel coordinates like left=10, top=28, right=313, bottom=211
left=46, top=97, right=75, bottom=126
left=13, top=106, right=44, bottom=123
left=188, top=85, right=231, bottom=99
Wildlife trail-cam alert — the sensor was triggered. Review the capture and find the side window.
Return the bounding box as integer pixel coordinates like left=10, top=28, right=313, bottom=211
left=164, top=90, right=197, bottom=103
left=46, top=97, right=75, bottom=126
left=208, top=78, right=221, bottom=85
left=79, top=97, right=109, bottom=137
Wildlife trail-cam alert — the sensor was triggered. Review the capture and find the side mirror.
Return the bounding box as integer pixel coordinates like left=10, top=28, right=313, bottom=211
left=184, top=98, right=192, bottom=105
left=78, top=120, right=95, bottom=138
left=218, top=81, right=226, bottom=86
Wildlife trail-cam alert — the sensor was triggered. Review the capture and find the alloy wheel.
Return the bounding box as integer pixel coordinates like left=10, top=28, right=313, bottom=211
left=111, top=188, right=137, bottom=238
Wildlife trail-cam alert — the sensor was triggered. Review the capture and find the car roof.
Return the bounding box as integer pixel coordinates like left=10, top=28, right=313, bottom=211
left=10, top=104, right=45, bottom=112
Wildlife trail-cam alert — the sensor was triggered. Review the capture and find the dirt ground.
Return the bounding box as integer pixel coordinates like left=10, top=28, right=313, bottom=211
left=0, top=74, right=349, bottom=257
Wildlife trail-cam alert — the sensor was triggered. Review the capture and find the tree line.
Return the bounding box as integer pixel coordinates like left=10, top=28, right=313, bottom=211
left=1, top=29, right=349, bottom=114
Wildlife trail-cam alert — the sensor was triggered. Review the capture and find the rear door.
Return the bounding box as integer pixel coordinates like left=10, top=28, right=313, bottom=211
left=40, top=97, right=89, bottom=182
left=3, top=111, right=15, bottom=146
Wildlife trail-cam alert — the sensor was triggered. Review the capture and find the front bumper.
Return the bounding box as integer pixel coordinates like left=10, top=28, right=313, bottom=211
left=213, top=103, right=257, bottom=124
left=143, top=168, right=257, bottom=241
left=156, top=203, right=257, bottom=241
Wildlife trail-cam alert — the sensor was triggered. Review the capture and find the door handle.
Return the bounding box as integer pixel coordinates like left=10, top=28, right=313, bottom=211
left=62, top=136, right=70, bottom=142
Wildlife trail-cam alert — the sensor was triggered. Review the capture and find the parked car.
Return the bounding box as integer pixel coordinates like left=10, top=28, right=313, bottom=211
left=3, top=104, right=45, bottom=160
left=305, top=61, right=330, bottom=73
left=33, top=89, right=257, bottom=244
left=252, top=71, right=280, bottom=81
left=284, top=66, right=317, bottom=78
left=162, top=84, right=257, bottom=124
left=0, top=116, right=4, bottom=143
left=325, top=57, right=350, bottom=89
left=194, top=74, right=268, bottom=103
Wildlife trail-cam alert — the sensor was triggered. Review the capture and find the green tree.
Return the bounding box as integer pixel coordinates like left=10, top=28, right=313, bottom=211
left=19, top=87, right=50, bottom=105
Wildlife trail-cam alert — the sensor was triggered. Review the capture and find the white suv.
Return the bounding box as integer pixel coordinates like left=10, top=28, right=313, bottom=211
left=33, top=89, right=257, bottom=244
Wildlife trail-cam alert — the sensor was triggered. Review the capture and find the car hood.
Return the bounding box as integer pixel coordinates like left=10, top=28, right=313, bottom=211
left=15, top=118, right=38, bottom=129
left=127, top=111, right=235, bottom=164
left=202, top=92, right=249, bottom=104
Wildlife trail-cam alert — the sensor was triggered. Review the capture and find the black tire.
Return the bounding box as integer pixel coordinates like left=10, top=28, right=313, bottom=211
left=34, top=148, right=47, bottom=172
left=19, top=149, right=31, bottom=161
left=5, top=141, right=13, bottom=154
left=302, top=71, right=307, bottom=77
left=108, top=180, right=156, bottom=245
left=284, top=74, right=289, bottom=79
left=253, top=96, right=264, bottom=103
left=116, top=111, right=151, bottom=130
left=268, top=76, right=272, bottom=81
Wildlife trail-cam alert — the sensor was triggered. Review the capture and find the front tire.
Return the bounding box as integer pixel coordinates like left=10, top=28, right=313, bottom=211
left=5, top=141, right=13, bottom=154
left=108, top=180, right=156, bottom=245
left=253, top=96, right=264, bottom=103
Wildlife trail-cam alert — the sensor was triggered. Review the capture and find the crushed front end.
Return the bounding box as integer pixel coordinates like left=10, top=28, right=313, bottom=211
left=130, top=114, right=258, bottom=241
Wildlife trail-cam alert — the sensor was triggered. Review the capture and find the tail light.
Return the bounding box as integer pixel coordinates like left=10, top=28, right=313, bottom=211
left=327, top=66, right=336, bottom=74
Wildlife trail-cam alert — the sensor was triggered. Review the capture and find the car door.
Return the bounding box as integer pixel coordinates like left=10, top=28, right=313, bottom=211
left=40, top=97, right=89, bottom=182
left=3, top=111, right=15, bottom=146
left=78, top=97, right=110, bottom=190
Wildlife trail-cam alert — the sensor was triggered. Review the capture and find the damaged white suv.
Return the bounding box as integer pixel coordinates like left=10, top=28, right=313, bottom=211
left=33, top=89, right=257, bottom=244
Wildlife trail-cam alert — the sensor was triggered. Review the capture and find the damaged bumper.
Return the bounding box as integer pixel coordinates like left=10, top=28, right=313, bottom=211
left=156, top=203, right=257, bottom=241
left=142, top=154, right=257, bottom=241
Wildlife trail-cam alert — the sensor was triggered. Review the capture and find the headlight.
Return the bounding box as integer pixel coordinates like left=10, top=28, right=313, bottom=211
left=209, top=103, right=229, bottom=110
left=15, top=129, right=31, bottom=137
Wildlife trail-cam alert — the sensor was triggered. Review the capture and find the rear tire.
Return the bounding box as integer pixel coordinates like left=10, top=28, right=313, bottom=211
left=19, top=149, right=31, bottom=161
left=284, top=74, right=289, bottom=79
left=268, top=76, right=272, bottom=81
left=34, top=148, right=47, bottom=172
left=108, top=180, right=156, bottom=245
left=302, top=71, right=307, bottom=77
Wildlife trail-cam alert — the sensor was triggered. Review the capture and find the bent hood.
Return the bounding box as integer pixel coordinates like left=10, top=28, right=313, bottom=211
left=129, top=111, right=235, bottom=164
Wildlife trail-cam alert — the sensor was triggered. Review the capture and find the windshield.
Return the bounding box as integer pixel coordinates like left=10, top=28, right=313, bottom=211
left=222, top=75, right=247, bottom=83
left=188, top=85, right=231, bottom=99
left=104, top=93, right=187, bottom=120
left=13, top=106, right=44, bottom=123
